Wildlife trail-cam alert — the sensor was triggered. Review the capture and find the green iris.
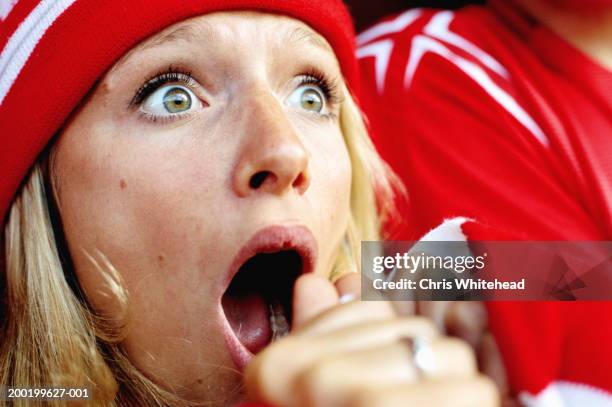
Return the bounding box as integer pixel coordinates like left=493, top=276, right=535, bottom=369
left=163, top=87, right=192, bottom=113
left=300, top=88, right=323, bottom=112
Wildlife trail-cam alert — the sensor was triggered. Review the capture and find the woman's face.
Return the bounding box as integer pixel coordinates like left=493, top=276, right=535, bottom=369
left=53, top=11, right=351, bottom=404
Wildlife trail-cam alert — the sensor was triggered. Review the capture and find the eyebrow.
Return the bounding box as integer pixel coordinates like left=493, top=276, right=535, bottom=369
left=140, top=23, right=202, bottom=51
left=286, top=26, right=333, bottom=53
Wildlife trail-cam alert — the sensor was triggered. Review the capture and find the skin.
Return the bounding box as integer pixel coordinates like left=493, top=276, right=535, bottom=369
left=516, top=0, right=612, bottom=70
left=250, top=273, right=499, bottom=407
left=243, top=1, right=612, bottom=404
left=52, top=10, right=497, bottom=406
left=53, top=12, right=351, bottom=404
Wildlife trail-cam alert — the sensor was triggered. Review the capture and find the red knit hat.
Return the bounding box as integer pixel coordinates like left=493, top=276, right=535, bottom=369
left=0, top=0, right=357, bottom=224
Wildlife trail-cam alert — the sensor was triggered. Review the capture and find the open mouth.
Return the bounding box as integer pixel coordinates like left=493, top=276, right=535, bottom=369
left=220, top=225, right=317, bottom=369
left=221, top=249, right=304, bottom=355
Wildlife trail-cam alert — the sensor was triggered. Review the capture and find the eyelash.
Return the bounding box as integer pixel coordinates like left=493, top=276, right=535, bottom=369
left=129, top=67, right=197, bottom=108
left=129, top=66, right=343, bottom=120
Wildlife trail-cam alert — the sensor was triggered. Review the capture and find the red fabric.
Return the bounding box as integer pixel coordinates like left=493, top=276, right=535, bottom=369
left=358, top=0, right=612, bottom=399
left=0, top=0, right=357, bottom=224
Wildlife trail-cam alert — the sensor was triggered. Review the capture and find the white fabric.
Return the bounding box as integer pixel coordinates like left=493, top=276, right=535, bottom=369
left=0, top=0, right=76, bottom=104
left=0, top=0, right=18, bottom=20
left=357, top=8, right=422, bottom=46
left=420, top=216, right=471, bottom=241
left=356, top=39, right=394, bottom=93
left=405, top=32, right=549, bottom=146
left=520, top=381, right=612, bottom=407
left=424, top=11, right=509, bottom=78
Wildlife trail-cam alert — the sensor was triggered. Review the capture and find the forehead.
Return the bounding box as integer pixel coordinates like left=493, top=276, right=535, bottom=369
left=111, top=11, right=335, bottom=73
left=157, top=12, right=332, bottom=51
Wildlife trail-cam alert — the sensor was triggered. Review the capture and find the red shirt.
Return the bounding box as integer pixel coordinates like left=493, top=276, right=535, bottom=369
left=358, top=1, right=612, bottom=404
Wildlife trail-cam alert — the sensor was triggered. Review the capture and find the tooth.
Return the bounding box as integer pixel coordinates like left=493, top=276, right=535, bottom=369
left=269, top=300, right=289, bottom=340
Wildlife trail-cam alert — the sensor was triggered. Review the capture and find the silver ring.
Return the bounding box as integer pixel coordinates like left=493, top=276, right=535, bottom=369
left=404, top=337, right=434, bottom=379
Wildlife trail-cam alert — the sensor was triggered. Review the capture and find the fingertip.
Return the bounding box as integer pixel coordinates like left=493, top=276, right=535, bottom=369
left=334, top=272, right=361, bottom=299
left=292, top=274, right=338, bottom=330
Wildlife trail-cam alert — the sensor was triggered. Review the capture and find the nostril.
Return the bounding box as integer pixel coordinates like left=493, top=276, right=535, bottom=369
left=250, top=171, right=273, bottom=189
left=292, top=173, right=305, bottom=189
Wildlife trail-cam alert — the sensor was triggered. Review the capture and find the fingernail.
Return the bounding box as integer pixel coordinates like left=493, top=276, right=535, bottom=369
left=339, top=293, right=357, bottom=304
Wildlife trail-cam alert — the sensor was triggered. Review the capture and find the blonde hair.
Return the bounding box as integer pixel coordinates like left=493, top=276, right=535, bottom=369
left=0, top=88, right=400, bottom=406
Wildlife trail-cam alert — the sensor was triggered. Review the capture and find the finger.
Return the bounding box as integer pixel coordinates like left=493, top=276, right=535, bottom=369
left=292, top=274, right=338, bottom=331
left=245, top=318, right=437, bottom=405
left=337, top=273, right=414, bottom=323
left=479, top=333, right=510, bottom=399
left=417, top=300, right=453, bottom=333
left=295, top=299, right=397, bottom=337
left=412, top=337, right=478, bottom=379
left=296, top=338, right=478, bottom=407
left=354, top=376, right=499, bottom=407
left=390, top=300, right=417, bottom=316
left=445, top=301, right=488, bottom=350
left=295, top=342, right=415, bottom=407
left=335, top=272, right=361, bottom=300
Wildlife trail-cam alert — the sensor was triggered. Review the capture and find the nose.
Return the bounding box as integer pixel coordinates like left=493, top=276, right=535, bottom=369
left=233, top=92, right=311, bottom=197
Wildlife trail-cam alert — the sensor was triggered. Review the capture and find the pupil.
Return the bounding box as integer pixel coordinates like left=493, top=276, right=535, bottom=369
left=302, top=90, right=321, bottom=111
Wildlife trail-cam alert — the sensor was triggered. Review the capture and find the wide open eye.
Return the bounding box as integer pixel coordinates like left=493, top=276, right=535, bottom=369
left=141, top=84, right=201, bottom=117
left=287, top=85, right=326, bottom=114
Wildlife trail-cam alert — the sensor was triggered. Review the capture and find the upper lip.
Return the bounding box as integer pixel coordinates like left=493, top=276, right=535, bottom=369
left=224, top=224, right=318, bottom=290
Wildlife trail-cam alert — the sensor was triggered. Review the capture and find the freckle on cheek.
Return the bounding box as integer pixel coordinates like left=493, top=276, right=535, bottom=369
left=158, top=254, right=165, bottom=263
left=119, top=179, right=127, bottom=190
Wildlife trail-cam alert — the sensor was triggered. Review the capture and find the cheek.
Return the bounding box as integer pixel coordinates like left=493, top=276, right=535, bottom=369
left=324, top=144, right=351, bottom=220
left=53, top=116, right=241, bottom=388
left=308, top=127, right=353, bottom=266
left=52, top=114, right=230, bottom=315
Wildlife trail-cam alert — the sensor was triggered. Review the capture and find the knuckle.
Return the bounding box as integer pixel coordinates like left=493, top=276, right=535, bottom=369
left=440, top=337, right=478, bottom=372
left=295, top=359, right=343, bottom=407
left=474, top=375, right=501, bottom=406
left=399, top=315, right=439, bottom=337
left=338, top=299, right=396, bottom=318
left=300, top=359, right=336, bottom=389
left=445, top=336, right=474, bottom=355
left=244, top=337, right=301, bottom=401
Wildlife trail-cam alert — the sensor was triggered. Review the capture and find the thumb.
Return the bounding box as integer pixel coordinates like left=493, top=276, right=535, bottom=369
left=292, top=273, right=338, bottom=330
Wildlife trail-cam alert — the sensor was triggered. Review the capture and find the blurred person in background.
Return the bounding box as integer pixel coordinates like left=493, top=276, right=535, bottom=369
left=354, top=0, right=612, bottom=405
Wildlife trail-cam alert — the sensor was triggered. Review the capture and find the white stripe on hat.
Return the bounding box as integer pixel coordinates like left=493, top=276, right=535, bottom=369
left=0, top=0, right=77, bottom=105
left=1, top=0, right=19, bottom=21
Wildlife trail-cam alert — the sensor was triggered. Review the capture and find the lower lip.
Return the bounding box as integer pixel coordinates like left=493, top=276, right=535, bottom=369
left=221, top=309, right=254, bottom=370
left=220, top=225, right=317, bottom=371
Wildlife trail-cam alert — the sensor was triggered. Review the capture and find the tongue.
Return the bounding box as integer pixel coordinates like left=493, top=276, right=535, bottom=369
left=222, top=294, right=271, bottom=354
